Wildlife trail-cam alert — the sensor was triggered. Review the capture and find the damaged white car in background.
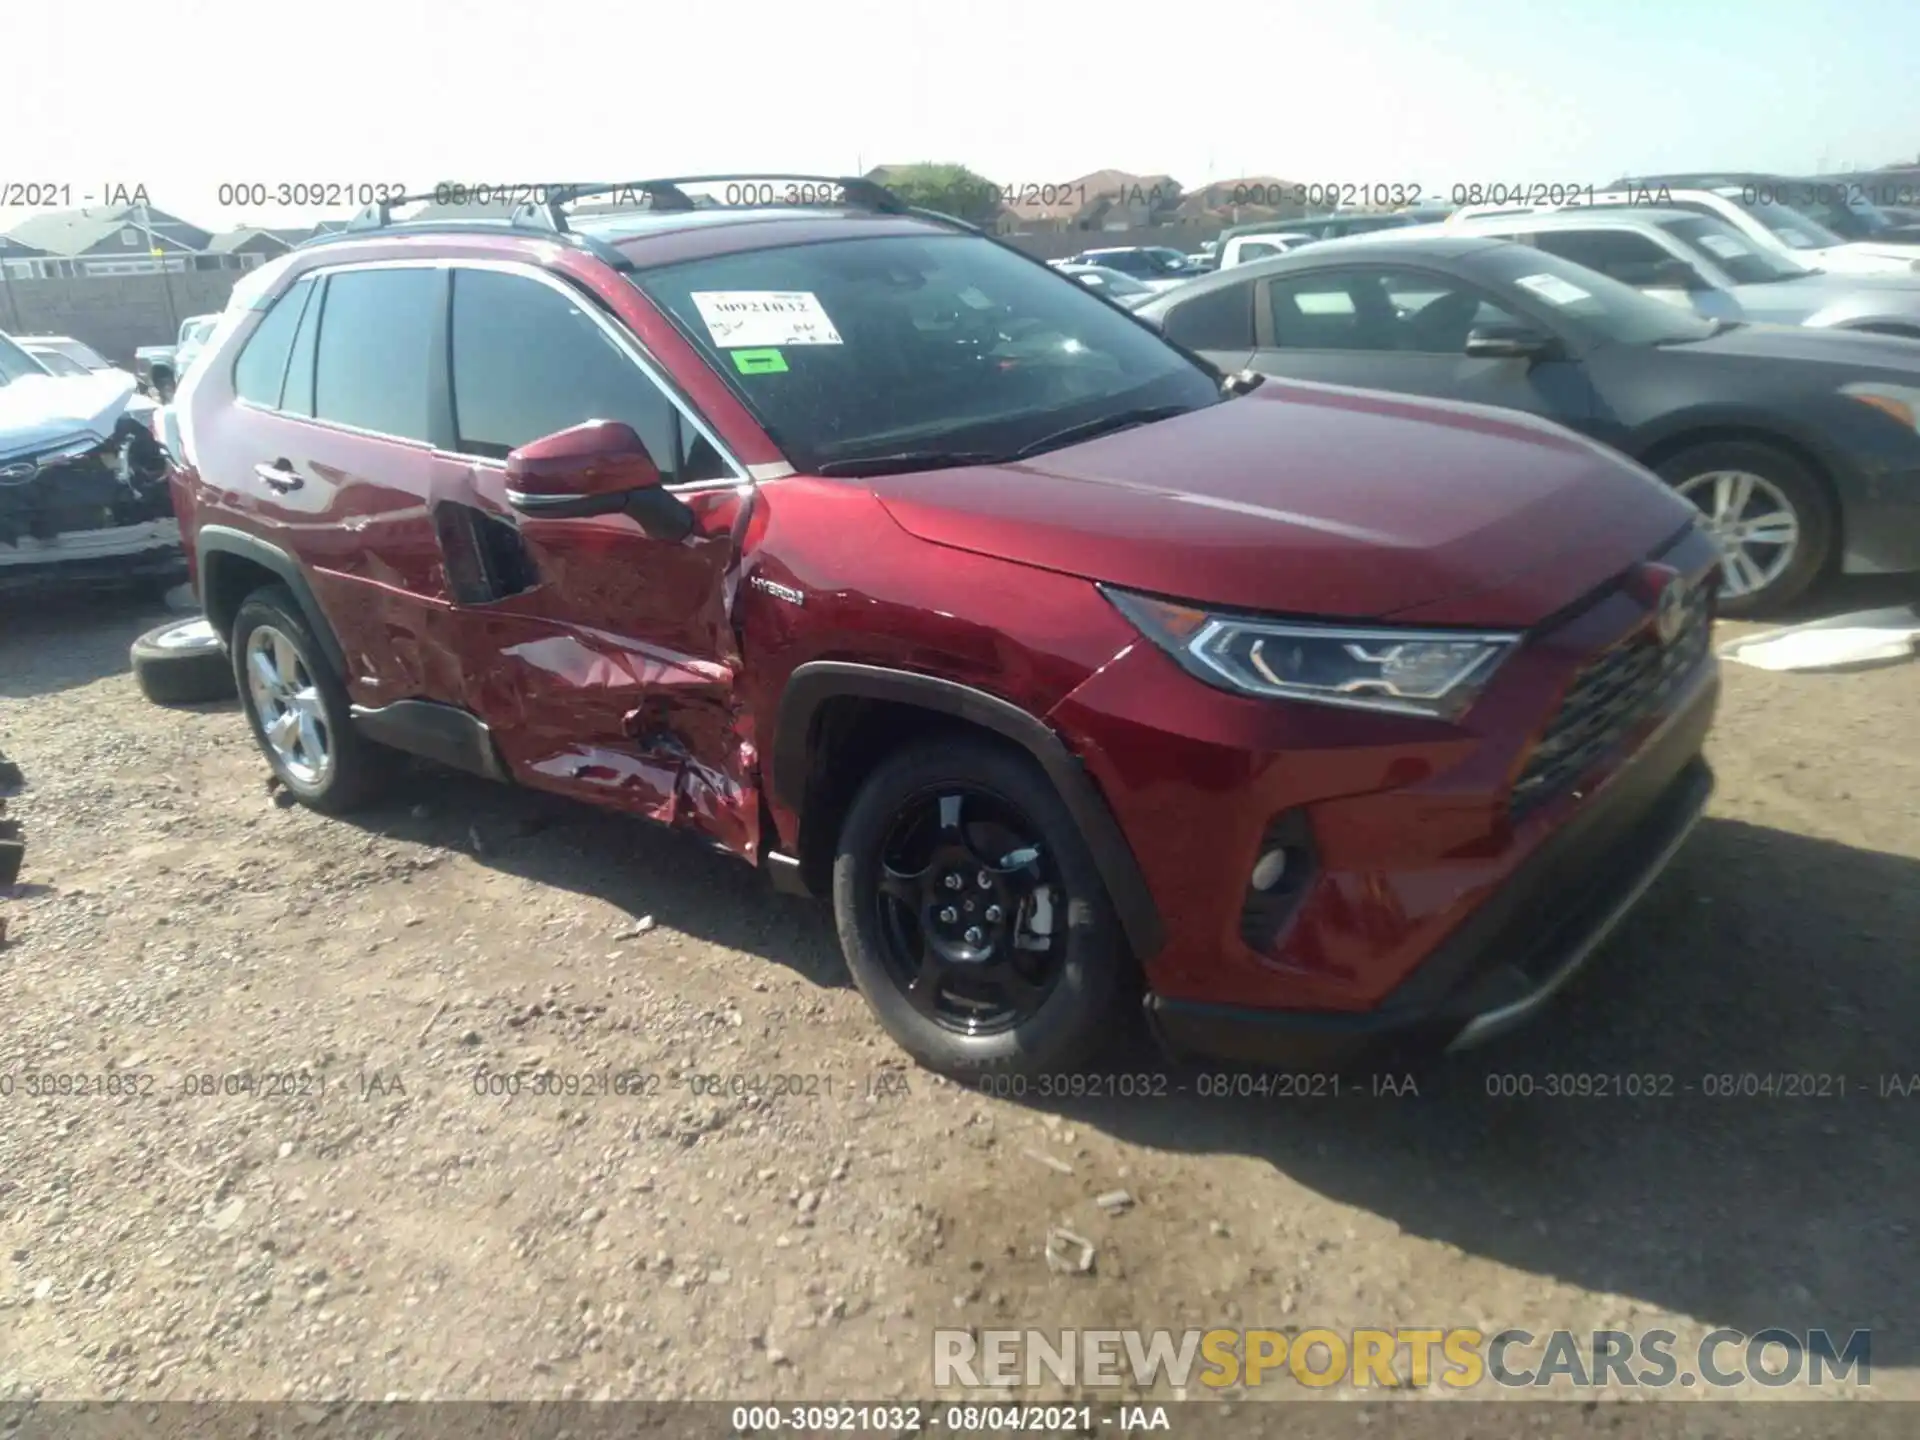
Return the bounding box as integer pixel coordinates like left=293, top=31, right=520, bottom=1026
left=0, top=330, right=182, bottom=594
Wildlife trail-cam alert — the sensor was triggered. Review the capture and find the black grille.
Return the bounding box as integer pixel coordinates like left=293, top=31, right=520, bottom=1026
left=1510, top=582, right=1713, bottom=815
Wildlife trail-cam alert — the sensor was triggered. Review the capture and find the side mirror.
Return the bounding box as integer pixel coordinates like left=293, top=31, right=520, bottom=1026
left=1463, top=323, right=1559, bottom=360
left=504, top=419, right=695, bottom=543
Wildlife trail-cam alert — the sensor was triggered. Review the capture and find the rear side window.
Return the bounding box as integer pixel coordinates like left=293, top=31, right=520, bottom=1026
left=232, top=276, right=315, bottom=408
left=448, top=268, right=685, bottom=469
left=312, top=267, right=440, bottom=442
left=1161, top=281, right=1255, bottom=350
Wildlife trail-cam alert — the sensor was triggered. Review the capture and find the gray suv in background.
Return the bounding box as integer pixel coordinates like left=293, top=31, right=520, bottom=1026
left=1445, top=209, right=1920, bottom=337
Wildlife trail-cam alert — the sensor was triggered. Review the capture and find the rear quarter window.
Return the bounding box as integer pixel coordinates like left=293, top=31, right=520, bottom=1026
left=1161, top=281, right=1255, bottom=350
left=232, top=276, right=316, bottom=408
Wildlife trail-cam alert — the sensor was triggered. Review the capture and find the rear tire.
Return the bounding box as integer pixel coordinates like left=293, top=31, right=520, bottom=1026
left=131, top=617, right=234, bottom=705
left=831, top=734, right=1133, bottom=1080
left=1654, top=440, right=1834, bottom=618
left=231, top=587, right=393, bottom=813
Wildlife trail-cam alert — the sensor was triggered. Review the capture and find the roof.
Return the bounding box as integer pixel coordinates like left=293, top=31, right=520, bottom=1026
left=585, top=208, right=958, bottom=268
left=5, top=205, right=206, bottom=255
left=0, top=236, right=49, bottom=257
left=1136, top=234, right=1514, bottom=307
left=1457, top=207, right=1704, bottom=231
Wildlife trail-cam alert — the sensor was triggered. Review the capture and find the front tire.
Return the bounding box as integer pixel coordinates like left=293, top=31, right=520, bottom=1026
left=231, top=586, right=392, bottom=813
left=831, top=734, right=1133, bottom=1079
left=1655, top=440, right=1834, bottom=617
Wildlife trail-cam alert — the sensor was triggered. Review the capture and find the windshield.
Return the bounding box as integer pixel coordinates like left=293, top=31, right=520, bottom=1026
left=632, top=233, right=1220, bottom=473
left=0, top=333, right=50, bottom=386
left=27, top=348, right=88, bottom=376
left=1478, top=245, right=1716, bottom=346
left=1720, top=195, right=1844, bottom=251
left=1779, top=189, right=1891, bottom=239
left=1656, top=216, right=1812, bottom=283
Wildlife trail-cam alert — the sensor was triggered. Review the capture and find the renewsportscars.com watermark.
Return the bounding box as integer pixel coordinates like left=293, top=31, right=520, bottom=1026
left=933, top=1327, right=1871, bottom=1391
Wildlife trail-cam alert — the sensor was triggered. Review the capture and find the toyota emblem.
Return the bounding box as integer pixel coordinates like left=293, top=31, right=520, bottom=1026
left=1654, top=578, right=1687, bottom=647
left=0, top=460, right=37, bottom=485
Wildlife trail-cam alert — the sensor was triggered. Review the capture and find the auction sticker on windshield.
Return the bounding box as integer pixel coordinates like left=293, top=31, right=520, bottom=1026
left=1513, top=273, right=1592, bottom=307
left=691, top=291, right=843, bottom=348
left=1699, top=234, right=1751, bottom=260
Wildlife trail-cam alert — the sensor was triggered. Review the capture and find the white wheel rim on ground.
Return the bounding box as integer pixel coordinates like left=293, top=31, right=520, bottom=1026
left=1674, top=469, right=1800, bottom=599
left=153, top=618, right=219, bottom=649
left=244, top=625, right=332, bottom=787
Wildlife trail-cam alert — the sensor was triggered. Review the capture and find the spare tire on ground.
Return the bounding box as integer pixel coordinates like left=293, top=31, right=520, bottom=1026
left=132, top=617, right=235, bottom=705
left=0, top=744, right=20, bottom=890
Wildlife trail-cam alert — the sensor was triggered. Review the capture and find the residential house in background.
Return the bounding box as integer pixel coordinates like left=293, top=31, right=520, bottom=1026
left=203, top=226, right=332, bottom=262
left=0, top=205, right=245, bottom=277
left=996, top=170, right=1187, bottom=234
left=1171, top=176, right=1309, bottom=227
left=0, top=235, right=50, bottom=281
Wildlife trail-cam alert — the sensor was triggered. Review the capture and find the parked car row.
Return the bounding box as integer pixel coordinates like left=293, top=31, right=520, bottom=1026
left=1135, top=214, right=1920, bottom=613
left=131, top=173, right=1727, bottom=1087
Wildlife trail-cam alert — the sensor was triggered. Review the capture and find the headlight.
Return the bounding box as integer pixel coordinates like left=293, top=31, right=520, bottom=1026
left=1103, top=586, right=1519, bottom=719
left=1841, top=380, right=1920, bottom=431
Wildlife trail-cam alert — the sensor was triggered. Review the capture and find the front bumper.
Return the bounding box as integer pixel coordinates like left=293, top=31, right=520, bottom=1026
left=0, top=518, right=185, bottom=592
left=1145, top=665, right=1717, bottom=1070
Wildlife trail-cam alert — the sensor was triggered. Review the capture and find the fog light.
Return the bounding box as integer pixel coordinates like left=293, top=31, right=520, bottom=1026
left=1250, top=848, right=1290, bottom=891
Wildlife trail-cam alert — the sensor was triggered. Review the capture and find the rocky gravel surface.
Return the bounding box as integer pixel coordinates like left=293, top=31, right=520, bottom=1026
left=0, top=584, right=1915, bottom=1414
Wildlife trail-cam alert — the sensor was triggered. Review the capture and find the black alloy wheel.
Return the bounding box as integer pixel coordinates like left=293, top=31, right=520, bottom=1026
left=873, top=785, right=1065, bottom=1034
left=832, top=736, right=1131, bottom=1078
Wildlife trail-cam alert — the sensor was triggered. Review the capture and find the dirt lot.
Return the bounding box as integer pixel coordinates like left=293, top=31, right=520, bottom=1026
left=1, top=578, right=1915, bottom=1412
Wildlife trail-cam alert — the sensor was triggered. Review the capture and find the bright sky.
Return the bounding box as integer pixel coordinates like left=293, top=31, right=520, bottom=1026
left=6, top=0, right=1917, bottom=234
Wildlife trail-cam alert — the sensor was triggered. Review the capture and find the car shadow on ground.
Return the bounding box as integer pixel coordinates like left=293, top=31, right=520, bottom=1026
left=342, top=762, right=852, bottom=990
left=280, top=749, right=1919, bottom=1357
left=0, top=585, right=183, bottom=700
left=1035, top=815, right=1920, bottom=1365
left=1776, top=569, right=1920, bottom=623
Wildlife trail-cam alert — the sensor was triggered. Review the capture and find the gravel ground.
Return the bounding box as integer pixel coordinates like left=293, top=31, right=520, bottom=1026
left=0, top=579, right=1915, bottom=1410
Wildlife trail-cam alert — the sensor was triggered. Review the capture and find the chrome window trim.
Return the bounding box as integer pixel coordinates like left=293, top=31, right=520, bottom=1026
left=232, top=255, right=760, bottom=493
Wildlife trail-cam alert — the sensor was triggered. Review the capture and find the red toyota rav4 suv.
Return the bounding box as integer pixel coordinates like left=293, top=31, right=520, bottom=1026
left=166, top=175, right=1721, bottom=1079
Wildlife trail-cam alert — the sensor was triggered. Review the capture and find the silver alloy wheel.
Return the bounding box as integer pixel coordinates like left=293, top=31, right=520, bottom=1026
left=1674, top=469, right=1800, bottom=599
left=244, top=624, right=332, bottom=788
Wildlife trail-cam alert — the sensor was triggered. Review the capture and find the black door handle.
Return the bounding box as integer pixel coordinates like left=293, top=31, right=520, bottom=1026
left=254, top=460, right=303, bottom=493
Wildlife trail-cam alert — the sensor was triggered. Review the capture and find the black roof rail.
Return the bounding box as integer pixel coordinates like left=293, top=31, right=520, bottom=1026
left=289, top=176, right=964, bottom=274
left=509, top=174, right=911, bottom=232
left=293, top=192, right=636, bottom=271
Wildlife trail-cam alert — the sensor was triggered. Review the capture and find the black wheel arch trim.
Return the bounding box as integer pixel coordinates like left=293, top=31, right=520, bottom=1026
left=196, top=525, right=348, bottom=678
left=773, top=660, right=1165, bottom=961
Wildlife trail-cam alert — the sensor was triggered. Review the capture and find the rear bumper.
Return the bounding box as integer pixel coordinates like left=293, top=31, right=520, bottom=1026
left=1146, top=665, right=1717, bottom=1071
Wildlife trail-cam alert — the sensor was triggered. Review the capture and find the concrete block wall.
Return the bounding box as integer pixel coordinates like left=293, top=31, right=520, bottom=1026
left=0, top=272, right=242, bottom=365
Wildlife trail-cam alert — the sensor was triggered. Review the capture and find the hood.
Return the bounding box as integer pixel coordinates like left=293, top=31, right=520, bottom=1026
left=1810, top=242, right=1920, bottom=275
left=869, top=382, right=1695, bottom=628
left=1670, top=320, right=1920, bottom=368
left=1734, top=270, right=1920, bottom=322
left=0, top=371, right=139, bottom=460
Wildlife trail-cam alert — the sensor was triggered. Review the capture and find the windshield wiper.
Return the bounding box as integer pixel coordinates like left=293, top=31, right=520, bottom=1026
left=1005, top=404, right=1195, bottom=462
left=815, top=450, right=1005, bottom=477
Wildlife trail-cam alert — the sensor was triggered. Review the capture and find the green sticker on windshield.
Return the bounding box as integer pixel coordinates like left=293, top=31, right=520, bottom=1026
left=732, top=348, right=788, bottom=374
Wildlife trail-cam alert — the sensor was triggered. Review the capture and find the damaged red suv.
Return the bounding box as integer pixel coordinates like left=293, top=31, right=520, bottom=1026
left=166, top=175, right=1720, bottom=1078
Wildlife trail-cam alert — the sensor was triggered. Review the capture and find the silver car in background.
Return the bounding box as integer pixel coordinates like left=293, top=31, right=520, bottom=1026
left=1443, top=209, right=1920, bottom=337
